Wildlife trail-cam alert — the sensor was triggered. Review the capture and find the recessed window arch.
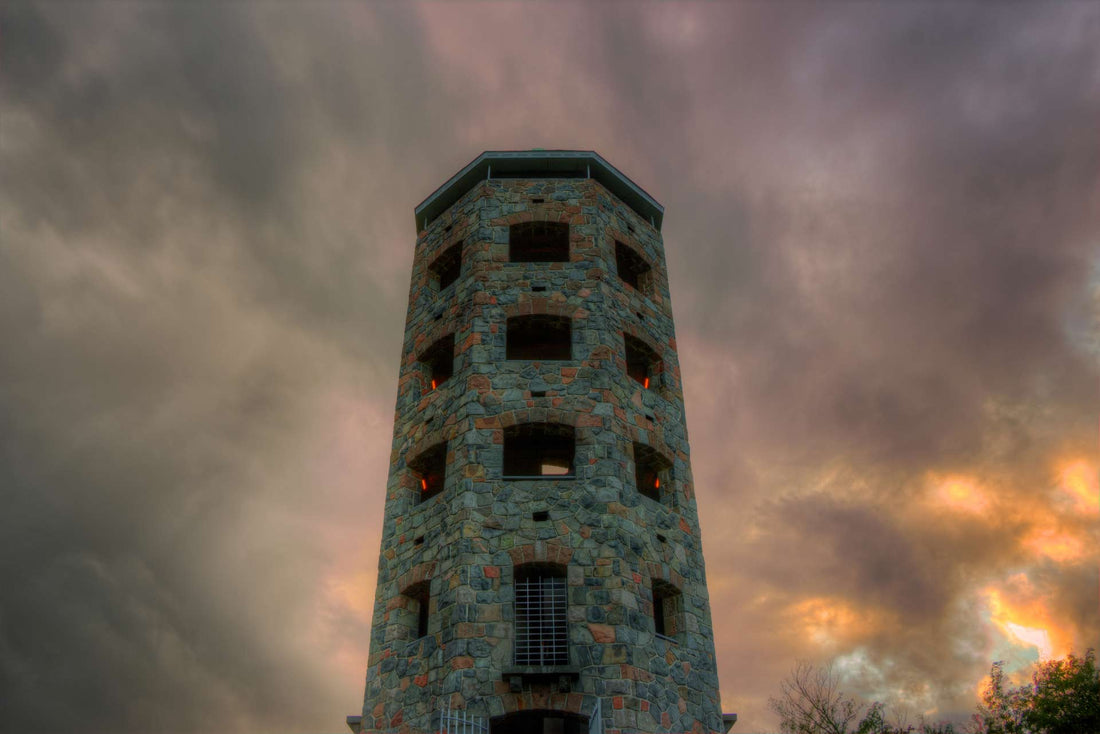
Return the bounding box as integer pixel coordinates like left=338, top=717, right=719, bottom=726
left=419, top=333, right=455, bottom=390
left=408, top=442, right=447, bottom=502
left=503, top=423, right=575, bottom=479
left=615, top=240, right=652, bottom=292
left=510, top=222, right=569, bottom=262
left=401, top=580, right=431, bottom=639
left=429, top=243, right=462, bottom=290
left=651, top=579, right=682, bottom=640
left=513, top=563, right=568, bottom=666
left=507, top=315, right=571, bottom=361
left=491, top=710, right=588, bottom=734
left=633, top=442, right=672, bottom=505
left=623, top=333, right=660, bottom=388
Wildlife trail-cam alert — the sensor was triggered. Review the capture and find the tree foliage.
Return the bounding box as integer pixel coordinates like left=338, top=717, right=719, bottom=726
left=975, top=650, right=1100, bottom=734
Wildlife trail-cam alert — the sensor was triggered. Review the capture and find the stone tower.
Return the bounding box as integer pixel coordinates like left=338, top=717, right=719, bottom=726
left=356, top=151, right=730, bottom=734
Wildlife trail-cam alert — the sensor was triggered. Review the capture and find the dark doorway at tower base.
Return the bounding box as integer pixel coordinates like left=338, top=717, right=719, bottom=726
left=490, top=710, right=588, bottom=734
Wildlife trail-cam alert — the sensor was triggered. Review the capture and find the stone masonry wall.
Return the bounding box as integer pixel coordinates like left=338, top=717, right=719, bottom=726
left=360, top=176, right=724, bottom=734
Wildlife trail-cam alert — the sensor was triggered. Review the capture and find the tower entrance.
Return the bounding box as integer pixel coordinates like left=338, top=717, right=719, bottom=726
left=490, top=710, right=588, bottom=734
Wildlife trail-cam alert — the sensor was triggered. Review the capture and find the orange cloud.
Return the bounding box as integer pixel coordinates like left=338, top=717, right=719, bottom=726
left=927, top=474, right=990, bottom=514
left=1057, top=459, right=1098, bottom=515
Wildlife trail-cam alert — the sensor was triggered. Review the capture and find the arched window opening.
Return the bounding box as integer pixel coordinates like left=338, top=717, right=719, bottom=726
left=507, top=315, right=571, bottom=361
left=651, top=579, right=682, bottom=640
left=419, top=333, right=455, bottom=390
left=402, top=580, right=431, bottom=639
left=510, top=222, right=569, bottom=262
left=513, top=563, right=568, bottom=667
left=623, top=333, right=660, bottom=389
left=615, top=240, right=652, bottom=292
left=504, top=424, right=575, bottom=479
left=430, top=243, right=462, bottom=290
left=408, top=442, right=447, bottom=502
left=491, top=710, right=588, bottom=734
left=633, top=442, right=672, bottom=505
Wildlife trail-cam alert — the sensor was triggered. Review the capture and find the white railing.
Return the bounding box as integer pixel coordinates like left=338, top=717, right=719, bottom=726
left=439, top=700, right=487, bottom=734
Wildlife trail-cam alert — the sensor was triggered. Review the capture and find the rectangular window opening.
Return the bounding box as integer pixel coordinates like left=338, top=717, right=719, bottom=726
left=510, top=222, right=569, bottom=262
left=409, top=442, right=447, bottom=502
left=624, top=333, right=660, bottom=388
left=507, top=315, right=571, bottom=361
left=429, top=243, right=462, bottom=290
left=419, top=333, right=455, bottom=391
left=532, top=510, right=550, bottom=522
left=403, top=581, right=431, bottom=639
left=652, top=580, right=681, bottom=640
left=503, top=424, right=575, bottom=479
left=615, top=241, right=651, bottom=292
left=634, top=442, right=672, bottom=505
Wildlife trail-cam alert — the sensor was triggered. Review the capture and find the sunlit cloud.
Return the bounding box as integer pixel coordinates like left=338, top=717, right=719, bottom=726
left=928, top=474, right=990, bottom=514
left=984, top=582, right=1060, bottom=663
left=1057, top=459, right=1098, bottom=515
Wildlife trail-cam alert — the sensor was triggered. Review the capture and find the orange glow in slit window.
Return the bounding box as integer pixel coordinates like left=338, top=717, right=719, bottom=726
left=654, top=478, right=660, bottom=489
left=421, top=478, right=428, bottom=491
left=431, top=379, right=437, bottom=390
left=644, top=377, right=650, bottom=388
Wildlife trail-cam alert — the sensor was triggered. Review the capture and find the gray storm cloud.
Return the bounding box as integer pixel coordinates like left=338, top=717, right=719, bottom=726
left=2, top=2, right=1097, bottom=732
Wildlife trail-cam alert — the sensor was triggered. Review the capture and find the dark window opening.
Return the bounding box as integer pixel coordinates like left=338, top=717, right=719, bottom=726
left=531, top=198, right=545, bottom=204
left=414, top=535, right=424, bottom=546
left=403, top=580, right=430, bottom=638
left=532, top=285, right=547, bottom=292
left=656, top=533, right=667, bottom=543
left=504, top=424, right=575, bottom=479
left=615, top=240, right=651, bottom=291
left=514, top=564, right=568, bottom=666
left=532, top=510, right=550, bottom=522
left=430, top=243, right=462, bottom=290
left=419, top=334, right=455, bottom=390
left=491, top=711, right=587, bottom=734
left=624, top=334, right=660, bottom=388
left=530, top=390, right=547, bottom=398
left=634, top=442, right=672, bottom=504
left=408, top=442, right=447, bottom=502
left=510, top=222, right=569, bottom=262
left=507, top=315, right=571, bottom=361
left=652, top=580, right=681, bottom=639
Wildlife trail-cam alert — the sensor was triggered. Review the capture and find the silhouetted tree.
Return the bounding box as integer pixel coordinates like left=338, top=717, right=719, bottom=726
left=769, top=662, right=957, bottom=734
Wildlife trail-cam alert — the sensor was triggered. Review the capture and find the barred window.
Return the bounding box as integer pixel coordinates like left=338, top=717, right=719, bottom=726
left=514, top=564, right=568, bottom=666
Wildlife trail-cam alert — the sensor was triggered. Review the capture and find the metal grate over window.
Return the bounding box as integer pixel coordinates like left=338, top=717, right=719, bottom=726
left=514, top=573, right=568, bottom=666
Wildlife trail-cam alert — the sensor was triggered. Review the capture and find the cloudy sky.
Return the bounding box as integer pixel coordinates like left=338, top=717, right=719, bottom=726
left=2, top=2, right=1098, bottom=732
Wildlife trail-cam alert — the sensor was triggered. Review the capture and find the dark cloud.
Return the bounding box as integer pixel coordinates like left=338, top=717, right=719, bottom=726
left=2, top=1, right=1098, bottom=732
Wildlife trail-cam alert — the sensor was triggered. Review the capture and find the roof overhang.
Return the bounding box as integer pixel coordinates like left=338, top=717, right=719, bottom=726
left=414, top=150, right=664, bottom=231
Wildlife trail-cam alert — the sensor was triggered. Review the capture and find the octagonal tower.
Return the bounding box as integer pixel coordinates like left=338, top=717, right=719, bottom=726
left=356, top=151, right=729, bottom=734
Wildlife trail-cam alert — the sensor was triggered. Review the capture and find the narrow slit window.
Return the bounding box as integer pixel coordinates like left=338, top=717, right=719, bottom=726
left=652, top=580, right=682, bottom=640
left=507, top=315, right=571, bottom=361
left=514, top=564, right=568, bottom=666
left=503, top=424, right=575, bottom=479
left=634, top=442, right=672, bottom=504
left=624, top=334, right=660, bottom=388
left=509, top=222, right=569, bottom=262
left=615, top=241, right=651, bottom=291
left=408, top=442, right=447, bottom=502
left=419, top=333, right=455, bottom=390
left=402, top=580, right=431, bottom=639
left=429, top=243, right=462, bottom=290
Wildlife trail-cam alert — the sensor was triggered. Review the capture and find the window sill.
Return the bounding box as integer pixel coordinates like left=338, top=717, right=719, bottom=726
left=502, top=475, right=576, bottom=481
